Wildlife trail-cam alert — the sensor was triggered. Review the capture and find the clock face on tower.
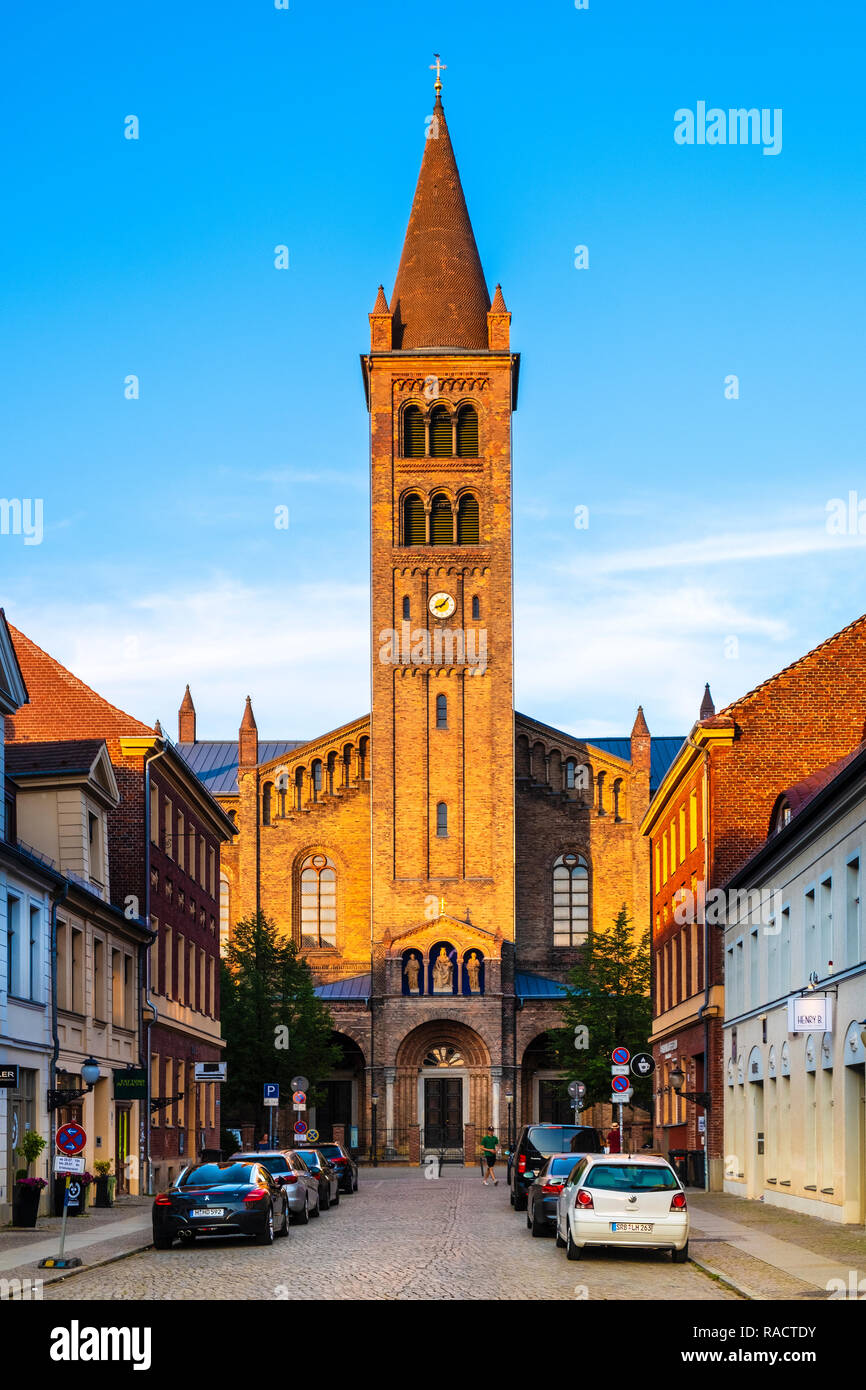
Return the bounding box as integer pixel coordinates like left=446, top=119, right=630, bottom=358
left=428, top=591, right=456, bottom=620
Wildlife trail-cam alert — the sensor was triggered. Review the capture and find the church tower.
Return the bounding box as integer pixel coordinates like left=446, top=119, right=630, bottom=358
left=362, top=80, right=519, bottom=966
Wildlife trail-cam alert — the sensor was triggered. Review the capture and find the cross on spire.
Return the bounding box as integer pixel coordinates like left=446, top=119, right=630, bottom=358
left=430, top=53, right=446, bottom=95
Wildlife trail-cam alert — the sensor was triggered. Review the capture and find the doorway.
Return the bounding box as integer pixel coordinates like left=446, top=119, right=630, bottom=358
left=115, top=1104, right=131, bottom=1194
left=424, top=1077, right=462, bottom=1151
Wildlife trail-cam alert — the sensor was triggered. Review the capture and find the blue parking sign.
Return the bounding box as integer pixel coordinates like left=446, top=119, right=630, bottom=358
left=264, top=1083, right=279, bottom=1100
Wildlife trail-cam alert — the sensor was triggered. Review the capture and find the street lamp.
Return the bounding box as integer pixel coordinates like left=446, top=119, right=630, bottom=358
left=504, top=1091, right=514, bottom=1153
left=669, top=1064, right=711, bottom=1110
left=371, top=1092, right=379, bottom=1168
left=48, top=1056, right=101, bottom=1111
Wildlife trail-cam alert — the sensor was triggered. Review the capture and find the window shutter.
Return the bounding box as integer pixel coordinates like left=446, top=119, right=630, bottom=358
left=457, top=494, right=479, bottom=544
left=456, top=406, right=478, bottom=456
left=404, top=495, right=426, bottom=545
left=430, top=495, right=454, bottom=544
left=403, top=406, right=425, bottom=457
left=429, top=408, right=453, bottom=457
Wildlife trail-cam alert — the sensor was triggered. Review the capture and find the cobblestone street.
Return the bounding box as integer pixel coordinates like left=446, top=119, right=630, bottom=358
left=44, top=1167, right=737, bottom=1301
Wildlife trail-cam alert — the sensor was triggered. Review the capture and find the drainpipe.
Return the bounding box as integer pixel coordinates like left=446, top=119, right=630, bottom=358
left=685, top=733, right=712, bottom=1192
left=49, top=879, right=69, bottom=1206
left=142, top=740, right=168, bottom=1196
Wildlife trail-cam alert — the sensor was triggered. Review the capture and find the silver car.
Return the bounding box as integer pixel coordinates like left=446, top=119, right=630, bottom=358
left=230, top=1150, right=320, bottom=1225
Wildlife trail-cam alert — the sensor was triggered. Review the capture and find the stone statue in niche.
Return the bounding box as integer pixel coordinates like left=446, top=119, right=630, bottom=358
left=432, top=947, right=453, bottom=993
left=466, top=952, right=481, bottom=992
left=404, top=953, right=421, bottom=993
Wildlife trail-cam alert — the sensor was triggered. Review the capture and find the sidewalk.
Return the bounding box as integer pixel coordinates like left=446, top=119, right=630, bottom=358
left=0, top=1196, right=152, bottom=1293
left=688, top=1189, right=866, bottom=1300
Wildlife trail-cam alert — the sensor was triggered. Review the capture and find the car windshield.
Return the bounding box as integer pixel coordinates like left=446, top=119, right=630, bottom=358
left=249, top=1156, right=290, bottom=1176
left=298, top=1153, right=320, bottom=1169
left=545, top=1157, right=579, bottom=1177
left=526, top=1127, right=601, bottom=1158
left=178, top=1163, right=256, bottom=1187
left=317, top=1145, right=343, bottom=1158
left=584, top=1164, right=679, bottom=1192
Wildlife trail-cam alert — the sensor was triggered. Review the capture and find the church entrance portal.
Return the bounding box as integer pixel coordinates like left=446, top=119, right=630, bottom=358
left=424, top=1077, right=463, bottom=1152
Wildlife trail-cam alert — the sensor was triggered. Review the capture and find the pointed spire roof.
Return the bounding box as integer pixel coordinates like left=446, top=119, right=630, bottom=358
left=371, top=284, right=390, bottom=314
left=240, top=695, right=257, bottom=731
left=180, top=684, right=195, bottom=713
left=390, top=95, right=490, bottom=350
left=490, top=283, right=507, bottom=313
left=631, top=705, right=650, bottom=737
left=700, top=683, right=715, bottom=720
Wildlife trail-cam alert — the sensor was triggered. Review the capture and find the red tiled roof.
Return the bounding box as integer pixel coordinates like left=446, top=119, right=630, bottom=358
left=6, top=739, right=107, bottom=775
left=390, top=96, right=490, bottom=350
left=6, top=624, right=153, bottom=745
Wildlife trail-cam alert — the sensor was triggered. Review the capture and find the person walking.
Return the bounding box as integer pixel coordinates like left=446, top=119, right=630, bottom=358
left=480, top=1126, right=500, bottom=1185
left=606, top=1122, right=622, bottom=1154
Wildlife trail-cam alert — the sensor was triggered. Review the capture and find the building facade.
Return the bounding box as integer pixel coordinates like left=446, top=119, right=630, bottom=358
left=723, top=745, right=866, bottom=1223
left=643, top=619, right=866, bottom=1190
left=178, top=89, right=683, bottom=1159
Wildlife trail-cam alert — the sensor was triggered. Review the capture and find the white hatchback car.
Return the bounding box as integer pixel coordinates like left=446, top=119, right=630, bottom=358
left=555, top=1153, right=690, bottom=1262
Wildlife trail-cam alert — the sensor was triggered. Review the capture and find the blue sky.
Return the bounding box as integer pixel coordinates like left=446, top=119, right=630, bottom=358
left=2, top=1, right=865, bottom=743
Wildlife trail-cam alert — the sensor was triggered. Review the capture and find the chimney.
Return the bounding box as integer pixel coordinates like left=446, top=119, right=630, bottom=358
left=239, top=695, right=258, bottom=768
left=179, top=685, right=196, bottom=743
left=700, top=683, right=715, bottom=720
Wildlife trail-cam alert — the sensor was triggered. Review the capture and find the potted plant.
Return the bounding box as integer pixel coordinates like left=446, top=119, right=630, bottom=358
left=92, top=1160, right=115, bottom=1208
left=12, top=1132, right=48, bottom=1227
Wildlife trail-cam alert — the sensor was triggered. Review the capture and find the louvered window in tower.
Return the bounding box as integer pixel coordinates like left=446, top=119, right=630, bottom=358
left=429, top=406, right=453, bottom=457
left=456, top=405, right=478, bottom=457
left=403, top=405, right=425, bottom=457
left=457, top=494, right=479, bottom=544
left=436, top=694, right=447, bottom=728
left=403, top=494, right=426, bottom=545
left=430, top=494, right=453, bottom=544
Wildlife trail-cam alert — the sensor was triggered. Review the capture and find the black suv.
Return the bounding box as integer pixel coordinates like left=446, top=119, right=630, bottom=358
left=508, top=1124, right=603, bottom=1211
left=313, top=1142, right=358, bottom=1194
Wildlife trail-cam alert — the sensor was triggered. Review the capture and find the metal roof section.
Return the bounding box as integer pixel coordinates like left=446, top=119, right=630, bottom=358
left=314, top=973, right=372, bottom=1001
left=514, top=971, right=570, bottom=999
left=175, top=740, right=304, bottom=796
left=588, top=736, right=685, bottom=793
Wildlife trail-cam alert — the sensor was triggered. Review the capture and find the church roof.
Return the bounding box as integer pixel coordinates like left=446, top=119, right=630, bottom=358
left=176, top=740, right=304, bottom=795
left=589, top=736, right=685, bottom=793
left=314, top=973, right=372, bottom=1001
left=313, top=971, right=572, bottom=1002
left=390, top=96, right=490, bottom=350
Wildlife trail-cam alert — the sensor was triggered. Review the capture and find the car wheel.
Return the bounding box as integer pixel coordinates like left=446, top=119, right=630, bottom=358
left=352, top=1176, right=358, bottom=1192
left=531, top=1204, right=547, bottom=1237
left=566, top=1224, right=582, bottom=1261
left=320, top=1186, right=330, bottom=1211
left=526, top=1207, right=533, bottom=1229
left=276, top=1199, right=290, bottom=1237
left=509, top=1189, right=515, bottom=1208
left=293, top=1198, right=309, bottom=1226
left=255, top=1206, right=275, bottom=1246
left=310, top=1195, right=321, bottom=1218
left=332, top=1187, right=340, bottom=1206
left=514, top=1189, right=527, bottom=1212
left=153, top=1232, right=173, bottom=1251
left=555, top=1224, right=566, bottom=1249
left=672, top=1241, right=689, bottom=1264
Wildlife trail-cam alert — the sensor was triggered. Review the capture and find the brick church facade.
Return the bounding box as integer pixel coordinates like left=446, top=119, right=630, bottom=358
left=179, top=87, right=681, bottom=1160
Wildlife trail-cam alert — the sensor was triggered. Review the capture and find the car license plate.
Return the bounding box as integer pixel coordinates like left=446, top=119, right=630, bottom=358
left=611, top=1222, right=652, bottom=1232
left=191, top=1208, right=224, bottom=1218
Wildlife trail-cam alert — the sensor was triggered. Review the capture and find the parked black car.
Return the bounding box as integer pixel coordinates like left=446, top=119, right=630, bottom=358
left=294, top=1147, right=340, bottom=1209
left=508, top=1124, right=603, bottom=1211
left=525, top=1154, right=580, bottom=1236
left=314, top=1142, right=358, bottom=1193
left=152, top=1160, right=289, bottom=1249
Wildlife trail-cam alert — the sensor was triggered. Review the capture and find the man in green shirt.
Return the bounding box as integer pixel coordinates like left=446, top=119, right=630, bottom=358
left=480, top=1126, right=500, bottom=1185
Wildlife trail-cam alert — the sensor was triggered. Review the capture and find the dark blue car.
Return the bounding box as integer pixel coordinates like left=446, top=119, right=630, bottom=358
left=525, top=1155, right=581, bottom=1236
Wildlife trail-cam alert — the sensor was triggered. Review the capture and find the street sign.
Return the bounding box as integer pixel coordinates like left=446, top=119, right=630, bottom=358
left=55, top=1122, right=86, bottom=1155
left=293, top=1120, right=308, bottom=1136
left=113, top=1067, right=147, bottom=1099
left=194, top=1061, right=227, bottom=1083
left=263, top=1082, right=279, bottom=1103
left=293, top=1103, right=304, bottom=1112
left=292, top=1090, right=306, bottom=1105
left=307, top=1129, right=319, bottom=1143
left=290, top=1075, right=309, bottom=1092
left=611, top=1046, right=630, bottom=1066
left=567, top=1080, right=585, bottom=1099
left=264, top=1097, right=279, bottom=1107
left=612, top=1074, right=630, bottom=1094
left=610, top=1087, right=633, bottom=1104
left=570, top=1099, right=583, bottom=1111
left=630, top=1052, right=656, bottom=1078
left=54, top=1155, right=86, bottom=1175
left=611, top=1064, right=630, bottom=1076
left=0, top=1064, right=19, bottom=1088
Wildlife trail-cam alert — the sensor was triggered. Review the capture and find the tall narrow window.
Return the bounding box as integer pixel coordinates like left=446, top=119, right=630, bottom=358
left=430, top=493, right=453, bottom=544
left=403, top=493, right=426, bottom=545
left=456, top=493, right=479, bottom=544
left=472, top=595, right=480, bottom=620
left=299, top=855, right=337, bottom=948
left=402, top=595, right=411, bottom=620
left=150, top=784, right=159, bottom=844
left=29, top=904, right=40, bottom=1000
left=553, top=853, right=590, bottom=946
left=263, top=782, right=273, bottom=826
left=819, top=876, right=833, bottom=976
left=429, top=405, right=452, bottom=457
left=565, top=758, right=576, bottom=789
left=93, top=936, right=104, bottom=1018
left=71, top=928, right=84, bottom=1013
left=403, top=404, right=425, bottom=457
left=56, top=919, right=68, bottom=1009
left=596, top=771, right=606, bottom=816
left=613, top=778, right=623, bottom=821
left=7, top=894, right=20, bottom=996
left=177, top=812, right=185, bottom=871
left=163, top=799, right=172, bottom=857
left=436, top=802, right=448, bottom=837
left=846, top=858, right=860, bottom=966
left=164, top=924, right=173, bottom=998
left=689, top=789, right=698, bottom=850
left=311, top=760, right=323, bottom=801
left=456, top=405, right=478, bottom=457
left=295, top=766, right=304, bottom=810
left=436, top=694, right=448, bottom=728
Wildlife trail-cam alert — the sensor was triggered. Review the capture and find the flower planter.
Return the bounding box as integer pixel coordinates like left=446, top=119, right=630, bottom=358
left=92, top=1176, right=115, bottom=1208
left=12, top=1185, right=42, bottom=1228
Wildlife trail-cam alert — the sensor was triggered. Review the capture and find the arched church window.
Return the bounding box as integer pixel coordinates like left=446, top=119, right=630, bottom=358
left=596, top=771, right=606, bottom=816
left=402, top=595, right=411, bottom=620
left=472, top=595, right=480, bottom=620
left=456, top=493, right=479, bottom=544
left=423, top=1046, right=464, bottom=1067
left=403, top=494, right=426, bottom=546
left=613, top=777, right=623, bottom=821
left=326, top=751, right=337, bottom=796
left=553, top=852, right=589, bottom=947
left=403, top=404, right=425, bottom=458
left=358, top=736, right=369, bottom=778
left=430, top=493, right=453, bottom=544
left=436, top=694, right=448, bottom=728
left=299, top=854, right=337, bottom=948
left=436, top=802, right=448, bottom=837
left=311, top=759, right=323, bottom=801
left=565, top=758, right=576, bottom=789
left=294, top=766, right=304, bottom=810
left=456, top=405, right=478, bottom=457
left=429, top=405, right=453, bottom=457
left=262, top=782, right=273, bottom=826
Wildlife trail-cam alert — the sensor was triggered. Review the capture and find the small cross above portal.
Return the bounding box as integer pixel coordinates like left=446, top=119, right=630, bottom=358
left=430, top=54, right=446, bottom=96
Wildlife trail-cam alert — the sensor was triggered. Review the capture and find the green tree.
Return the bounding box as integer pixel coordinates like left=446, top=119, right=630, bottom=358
left=220, top=911, right=339, bottom=1137
left=549, top=905, right=653, bottom=1117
